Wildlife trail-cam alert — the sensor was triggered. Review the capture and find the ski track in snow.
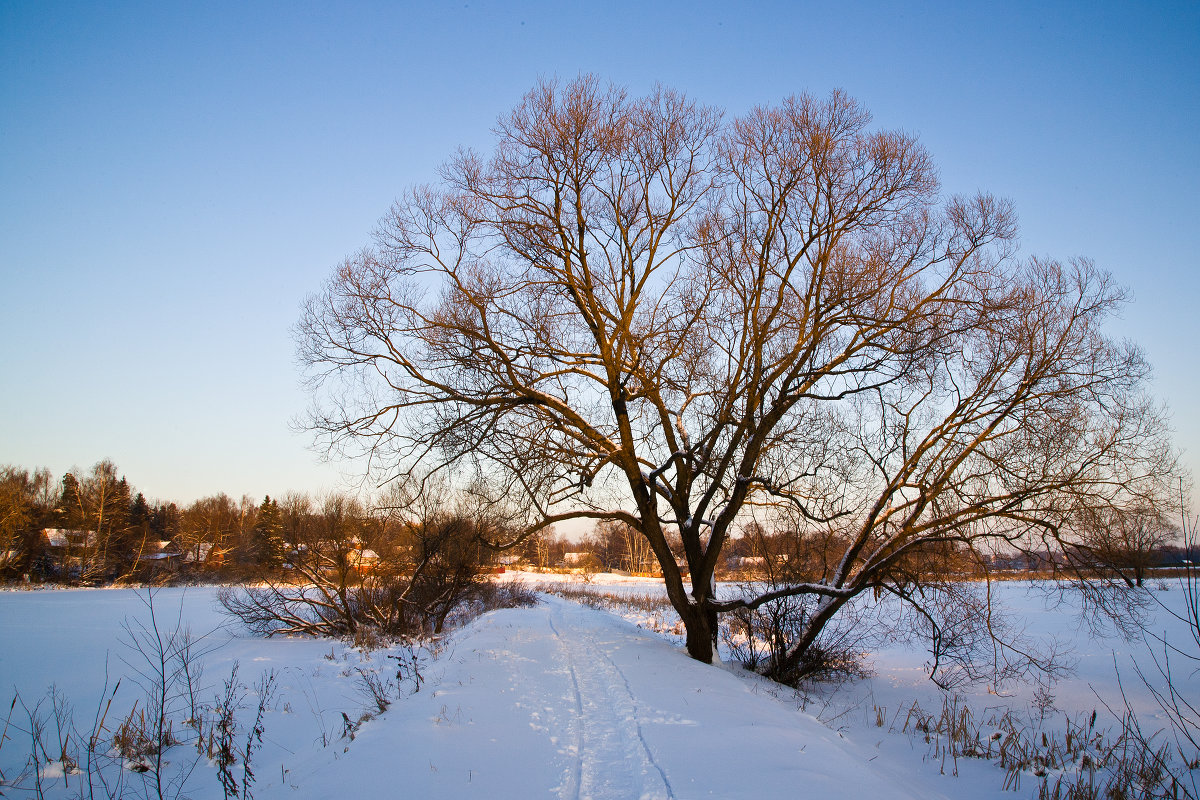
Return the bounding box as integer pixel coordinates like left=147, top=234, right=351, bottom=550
left=547, top=601, right=675, bottom=800
left=263, top=593, right=929, bottom=799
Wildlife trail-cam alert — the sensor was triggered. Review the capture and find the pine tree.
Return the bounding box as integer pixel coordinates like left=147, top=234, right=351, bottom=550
left=129, top=492, right=152, bottom=531
left=252, top=496, right=285, bottom=570
left=151, top=502, right=179, bottom=541
left=57, top=473, right=83, bottom=529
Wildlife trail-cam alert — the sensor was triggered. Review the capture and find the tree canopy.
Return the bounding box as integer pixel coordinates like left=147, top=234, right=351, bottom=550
left=298, top=75, right=1179, bottom=671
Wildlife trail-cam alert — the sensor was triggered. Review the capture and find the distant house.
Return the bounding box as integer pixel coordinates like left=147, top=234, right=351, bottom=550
left=182, top=542, right=215, bottom=564
left=727, top=555, right=793, bottom=574
left=42, top=528, right=97, bottom=550
left=138, top=540, right=182, bottom=573
left=40, top=528, right=98, bottom=575
left=563, top=552, right=599, bottom=569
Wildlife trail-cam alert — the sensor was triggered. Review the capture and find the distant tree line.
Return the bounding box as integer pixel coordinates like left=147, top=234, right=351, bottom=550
left=0, top=460, right=513, bottom=586
left=1, top=460, right=167, bottom=582
left=0, top=458, right=579, bottom=587
left=2, top=460, right=1188, bottom=588
left=560, top=517, right=1194, bottom=586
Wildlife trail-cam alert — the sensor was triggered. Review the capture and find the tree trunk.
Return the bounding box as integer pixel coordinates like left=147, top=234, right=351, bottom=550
left=679, top=601, right=719, bottom=663
left=674, top=563, right=721, bottom=664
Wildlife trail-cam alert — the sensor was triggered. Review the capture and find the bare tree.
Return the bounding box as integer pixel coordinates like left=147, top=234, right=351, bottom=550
left=0, top=465, right=53, bottom=576
left=58, top=461, right=136, bottom=582
left=298, top=75, right=1179, bottom=671
left=220, top=493, right=368, bottom=637
left=1072, top=504, right=1174, bottom=587
left=597, top=519, right=657, bottom=574
left=177, top=494, right=241, bottom=570
left=523, top=527, right=564, bottom=572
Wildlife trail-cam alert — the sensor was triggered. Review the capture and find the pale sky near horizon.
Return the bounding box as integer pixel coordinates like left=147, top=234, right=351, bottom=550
left=2, top=1, right=1197, bottom=508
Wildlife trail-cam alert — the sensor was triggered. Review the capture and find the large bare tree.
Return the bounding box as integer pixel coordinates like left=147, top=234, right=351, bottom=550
left=298, top=76, right=1178, bottom=669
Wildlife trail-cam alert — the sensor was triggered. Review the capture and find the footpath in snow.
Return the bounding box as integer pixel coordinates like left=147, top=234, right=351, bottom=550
left=273, top=595, right=938, bottom=800
left=14, top=584, right=1187, bottom=799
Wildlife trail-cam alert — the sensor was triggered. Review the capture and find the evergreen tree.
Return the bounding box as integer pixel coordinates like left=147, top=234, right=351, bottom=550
left=252, top=495, right=285, bottom=569
left=106, top=476, right=135, bottom=568
left=129, top=492, right=152, bottom=531
left=151, top=502, right=180, bottom=541
left=57, top=473, right=82, bottom=529
left=124, top=491, right=154, bottom=565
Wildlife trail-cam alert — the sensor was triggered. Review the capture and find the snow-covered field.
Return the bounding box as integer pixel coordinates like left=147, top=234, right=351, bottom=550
left=0, top=576, right=1196, bottom=799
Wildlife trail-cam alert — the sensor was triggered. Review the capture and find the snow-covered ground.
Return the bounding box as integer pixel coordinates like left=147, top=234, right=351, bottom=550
left=0, top=577, right=1196, bottom=798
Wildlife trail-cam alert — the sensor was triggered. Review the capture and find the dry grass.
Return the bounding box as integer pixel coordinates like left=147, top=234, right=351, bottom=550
left=876, top=694, right=1194, bottom=799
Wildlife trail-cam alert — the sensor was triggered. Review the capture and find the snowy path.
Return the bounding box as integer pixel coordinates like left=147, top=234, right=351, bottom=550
left=546, top=600, right=675, bottom=799
left=269, top=596, right=940, bottom=799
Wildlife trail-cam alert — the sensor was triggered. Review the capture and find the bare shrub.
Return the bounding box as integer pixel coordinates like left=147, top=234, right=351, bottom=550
left=112, top=702, right=171, bottom=768
left=219, top=493, right=500, bottom=640
left=720, top=588, right=876, bottom=684
left=240, top=671, right=276, bottom=800
left=473, top=579, right=540, bottom=613
left=355, top=668, right=393, bottom=714
left=203, top=663, right=276, bottom=800
left=212, top=664, right=241, bottom=800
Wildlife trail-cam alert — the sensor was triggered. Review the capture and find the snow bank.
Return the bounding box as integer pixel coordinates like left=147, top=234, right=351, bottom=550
left=1, top=580, right=1196, bottom=799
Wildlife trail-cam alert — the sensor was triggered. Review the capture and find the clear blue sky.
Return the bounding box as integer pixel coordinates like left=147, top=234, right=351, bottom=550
left=2, top=1, right=1197, bottom=507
